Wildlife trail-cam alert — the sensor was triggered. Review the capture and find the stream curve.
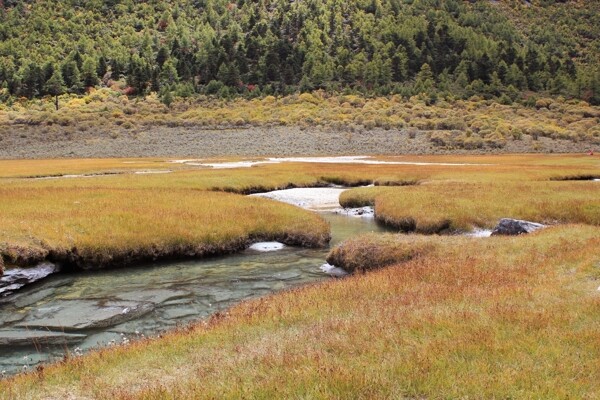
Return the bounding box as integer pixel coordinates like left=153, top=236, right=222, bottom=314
left=0, top=188, right=387, bottom=375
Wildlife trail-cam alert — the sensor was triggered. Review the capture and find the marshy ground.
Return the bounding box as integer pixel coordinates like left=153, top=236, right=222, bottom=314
left=1, top=154, right=599, bottom=398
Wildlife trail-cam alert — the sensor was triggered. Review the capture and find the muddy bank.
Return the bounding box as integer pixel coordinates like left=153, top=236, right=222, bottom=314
left=0, top=125, right=593, bottom=159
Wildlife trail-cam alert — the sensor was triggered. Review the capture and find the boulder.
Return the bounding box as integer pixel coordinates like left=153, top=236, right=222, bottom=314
left=0, top=263, right=58, bottom=297
left=491, top=218, right=545, bottom=236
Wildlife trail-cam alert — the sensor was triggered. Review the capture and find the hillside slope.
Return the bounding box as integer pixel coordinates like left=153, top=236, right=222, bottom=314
left=0, top=0, right=598, bottom=103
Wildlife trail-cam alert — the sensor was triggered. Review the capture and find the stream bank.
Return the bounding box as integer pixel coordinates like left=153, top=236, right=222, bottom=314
left=0, top=188, right=388, bottom=376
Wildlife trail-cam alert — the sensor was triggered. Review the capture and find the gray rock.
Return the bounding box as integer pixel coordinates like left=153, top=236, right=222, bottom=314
left=117, top=289, right=191, bottom=304
left=320, top=263, right=349, bottom=277
left=210, top=289, right=237, bottom=303
left=0, top=311, right=27, bottom=326
left=0, top=329, right=86, bottom=346
left=162, top=298, right=193, bottom=307
left=491, top=218, right=545, bottom=236
left=80, top=331, right=126, bottom=350
left=12, top=288, right=56, bottom=308
left=0, top=263, right=58, bottom=297
left=16, top=300, right=154, bottom=331
left=272, top=271, right=301, bottom=281
left=333, top=206, right=375, bottom=218
left=249, top=282, right=274, bottom=290
left=161, top=307, right=198, bottom=320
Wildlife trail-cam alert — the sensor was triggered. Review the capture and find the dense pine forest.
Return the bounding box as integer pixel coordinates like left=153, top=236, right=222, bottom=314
left=0, top=0, right=599, bottom=105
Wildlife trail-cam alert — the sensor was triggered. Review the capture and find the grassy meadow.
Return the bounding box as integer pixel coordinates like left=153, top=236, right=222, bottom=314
left=0, top=188, right=329, bottom=270
left=1, top=154, right=599, bottom=270
left=2, top=225, right=599, bottom=398
left=340, top=180, right=600, bottom=233
left=1, top=154, right=600, bottom=398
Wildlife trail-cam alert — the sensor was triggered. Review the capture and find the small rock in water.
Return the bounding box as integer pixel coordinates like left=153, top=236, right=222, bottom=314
left=334, top=206, right=375, bottom=218
left=320, top=263, right=349, bottom=278
left=490, top=218, right=545, bottom=236
left=248, top=242, right=285, bottom=252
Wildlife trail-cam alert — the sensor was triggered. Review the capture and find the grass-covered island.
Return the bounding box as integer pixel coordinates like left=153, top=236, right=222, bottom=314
left=0, top=155, right=599, bottom=398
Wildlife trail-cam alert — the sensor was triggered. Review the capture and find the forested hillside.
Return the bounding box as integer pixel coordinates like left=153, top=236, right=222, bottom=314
left=0, top=0, right=598, bottom=104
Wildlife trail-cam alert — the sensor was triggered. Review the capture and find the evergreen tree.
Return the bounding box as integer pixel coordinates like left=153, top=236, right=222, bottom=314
left=159, top=57, right=179, bottom=89
left=19, top=62, right=42, bottom=98
left=414, top=63, right=435, bottom=94
left=156, top=47, right=169, bottom=68
left=44, top=67, right=66, bottom=109
left=160, top=87, right=174, bottom=108
left=81, top=56, right=99, bottom=87
left=97, top=56, right=108, bottom=78
left=62, top=61, right=83, bottom=94
left=126, top=55, right=151, bottom=94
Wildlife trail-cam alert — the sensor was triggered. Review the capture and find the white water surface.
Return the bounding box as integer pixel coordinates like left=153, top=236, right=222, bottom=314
left=170, top=156, right=490, bottom=169
left=251, top=187, right=348, bottom=211
left=248, top=242, right=285, bottom=252
left=465, top=229, right=493, bottom=238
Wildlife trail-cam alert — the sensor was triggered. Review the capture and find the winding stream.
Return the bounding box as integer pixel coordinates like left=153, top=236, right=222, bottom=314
left=0, top=190, right=388, bottom=375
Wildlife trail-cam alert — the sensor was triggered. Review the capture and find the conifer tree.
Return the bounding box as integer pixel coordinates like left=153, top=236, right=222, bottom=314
left=81, top=57, right=99, bottom=88
left=44, top=67, right=66, bottom=110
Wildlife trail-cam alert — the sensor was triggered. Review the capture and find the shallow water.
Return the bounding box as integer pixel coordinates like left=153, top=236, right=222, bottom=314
left=170, top=155, right=490, bottom=169
left=0, top=212, right=388, bottom=375
left=251, top=187, right=347, bottom=211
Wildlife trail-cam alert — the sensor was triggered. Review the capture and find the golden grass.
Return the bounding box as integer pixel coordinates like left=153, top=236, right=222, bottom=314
left=0, top=188, right=329, bottom=269
left=0, top=158, right=173, bottom=178
left=326, top=233, right=437, bottom=273
left=340, top=180, right=600, bottom=233
left=2, top=154, right=600, bottom=397
left=3, top=225, right=599, bottom=398
left=1, top=154, right=598, bottom=269
left=1, top=154, right=598, bottom=187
